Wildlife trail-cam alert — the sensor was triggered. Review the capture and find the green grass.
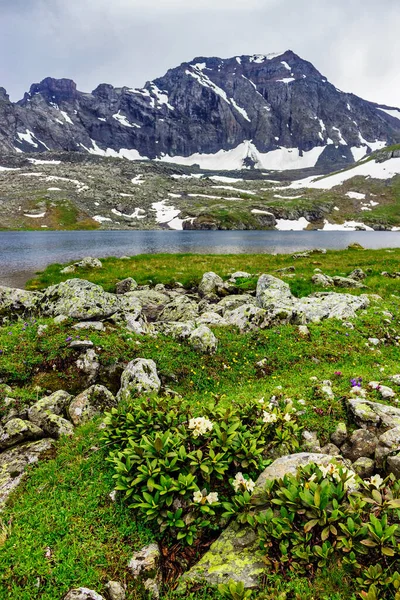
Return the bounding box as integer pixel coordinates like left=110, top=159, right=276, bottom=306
left=1, top=249, right=400, bottom=598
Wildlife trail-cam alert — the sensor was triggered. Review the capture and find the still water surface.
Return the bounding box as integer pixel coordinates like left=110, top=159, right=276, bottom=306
left=0, top=229, right=399, bottom=288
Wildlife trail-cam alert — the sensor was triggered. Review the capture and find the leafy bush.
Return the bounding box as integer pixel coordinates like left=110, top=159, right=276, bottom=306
left=102, top=394, right=299, bottom=545
left=253, top=463, right=400, bottom=599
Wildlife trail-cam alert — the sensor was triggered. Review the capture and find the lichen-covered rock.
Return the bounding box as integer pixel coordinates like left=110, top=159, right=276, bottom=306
left=256, top=274, right=293, bottom=308
left=332, top=276, right=366, bottom=289
left=0, top=438, right=55, bottom=507
left=196, top=312, right=228, bottom=326
left=73, top=322, right=105, bottom=331
left=301, top=431, right=321, bottom=453
left=228, top=271, right=252, bottom=283
left=181, top=453, right=348, bottom=590
left=368, top=381, right=396, bottom=399
left=387, top=454, right=400, bottom=478
left=331, top=422, right=348, bottom=446
left=117, top=294, right=143, bottom=320
left=76, top=349, right=100, bottom=385
left=198, top=272, right=224, bottom=296
left=389, top=374, right=400, bottom=386
left=0, top=286, right=42, bottom=322
left=320, top=443, right=340, bottom=455
left=341, top=429, right=378, bottom=461
left=27, top=390, right=74, bottom=438
left=40, top=279, right=122, bottom=320
left=117, top=359, right=161, bottom=401
left=188, top=325, right=218, bottom=354
left=0, top=418, right=43, bottom=450
left=68, top=385, right=116, bottom=426
left=125, top=290, right=171, bottom=320
left=104, top=581, right=125, bottom=600
left=352, top=457, right=375, bottom=478
left=75, top=257, right=103, bottom=269
left=224, top=304, right=267, bottom=332
left=311, top=273, right=334, bottom=287
left=348, top=268, right=366, bottom=281
left=63, top=589, right=105, bottom=600
left=155, top=320, right=196, bottom=340
left=375, top=426, right=400, bottom=468
left=296, top=292, right=369, bottom=323
left=158, top=295, right=199, bottom=322
left=115, top=277, right=138, bottom=294
left=348, top=399, right=400, bottom=428
left=214, top=295, right=256, bottom=315
left=128, top=543, right=160, bottom=578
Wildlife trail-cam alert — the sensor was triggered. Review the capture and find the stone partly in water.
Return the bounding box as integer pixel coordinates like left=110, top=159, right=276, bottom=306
left=181, top=453, right=348, bottom=590
left=117, top=359, right=161, bottom=402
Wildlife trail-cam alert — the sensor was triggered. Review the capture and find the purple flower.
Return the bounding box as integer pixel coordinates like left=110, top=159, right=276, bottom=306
left=350, top=377, right=363, bottom=388
left=65, top=336, right=72, bottom=342
left=334, top=371, right=342, bottom=376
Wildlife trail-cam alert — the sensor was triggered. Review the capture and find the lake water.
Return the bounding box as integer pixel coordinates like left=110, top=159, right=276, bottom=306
left=0, top=229, right=399, bottom=288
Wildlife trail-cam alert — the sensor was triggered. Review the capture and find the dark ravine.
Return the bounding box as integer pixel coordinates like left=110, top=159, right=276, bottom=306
left=0, top=50, right=399, bottom=170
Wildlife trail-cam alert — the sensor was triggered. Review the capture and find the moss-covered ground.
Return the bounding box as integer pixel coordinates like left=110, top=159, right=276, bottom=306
left=1, top=248, right=400, bottom=598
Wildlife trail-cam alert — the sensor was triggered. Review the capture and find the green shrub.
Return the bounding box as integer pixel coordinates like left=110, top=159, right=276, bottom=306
left=254, top=463, right=400, bottom=599
left=102, top=394, right=300, bottom=545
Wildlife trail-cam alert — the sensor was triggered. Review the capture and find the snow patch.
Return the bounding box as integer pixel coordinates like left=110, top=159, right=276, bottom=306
left=24, top=212, right=46, bottom=218
left=230, top=99, right=251, bottom=122
left=111, top=207, right=146, bottom=219
left=321, top=220, right=373, bottom=231
left=276, top=217, right=310, bottom=230
left=93, top=215, right=112, bottom=223
left=131, top=174, right=144, bottom=185
left=27, top=158, right=61, bottom=165
left=210, top=176, right=244, bottom=183
left=113, top=111, right=140, bottom=128
left=60, top=110, right=73, bottom=125
left=346, top=191, right=366, bottom=200
left=152, top=200, right=181, bottom=224
left=281, top=61, right=291, bottom=70
left=277, top=78, right=296, bottom=84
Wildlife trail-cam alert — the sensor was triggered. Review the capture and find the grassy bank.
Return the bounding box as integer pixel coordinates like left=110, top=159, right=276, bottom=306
left=1, top=249, right=400, bottom=599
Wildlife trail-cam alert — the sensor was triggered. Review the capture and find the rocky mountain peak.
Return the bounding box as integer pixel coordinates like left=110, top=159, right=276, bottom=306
left=21, top=77, right=78, bottom=104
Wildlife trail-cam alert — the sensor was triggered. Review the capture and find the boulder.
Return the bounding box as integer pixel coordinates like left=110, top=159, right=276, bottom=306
left=40, top=279, right=122, bottom=320
left=352, top=457, right=375, bottom=478
left=228, top=271, right=253, bottom=282
left=331, top=422, right=348, bottom=446
left=0, top=418, right=43, bottom=450
left=196, top=312, right=228, bottom=326
left=158, top=295, right=199, bottom=322
left=64, top=589, right=105, bottom=600
left=224, top=305, right=267, bottom=332
left=73, top=322, right=105, bottom=331
left=76, top=349, right=100, bottom=386
left=115, top=278, right=138, bottom=294
left=128, top=543, right=160, bottom=578
left=198, top=272, right=224, bottom=296
left=332, top=276, right=366, bottom=289
left=68, top=385, right=116, bottom=426
left=348, top=268, right=366, bottom=281
left=341, top=429, right=378, bottom=461
left=256, top=274, right=293, bottom=309
left=311, top=273, right=334, bottom=287
left=27, top=390, right=74, bottom=439
left=368, top=382, right=396, bottom=399
left=387, top=454, right=400, bottom=478
left=296, top=292, right=369, bottom=323
left=214, top=295, right=256, bottom=315
left=117, top=359, right=161, bottom=401
left=0, top=286, right=42, bottom=322
left=155, top=321, right=196, bottom=340
left=348, top=399, right=400, bottom=429
left=115, top=294, right=143, bottom=320
left=0, top=438, right=55, bottom=507
left=389, top=374, right=400, bottom=386
left=321, top=443, right=340, bottom=455
left=301, top=431, right=321, bottom=453
left=375, top=426, right=400, bottom=468
left=188, top=325, right=218, bottom=354
left=75, top=257, right=103, bottom=269
left=104, top=582, right=125, bottom=600
left=181, top=453, right=348, bottom=590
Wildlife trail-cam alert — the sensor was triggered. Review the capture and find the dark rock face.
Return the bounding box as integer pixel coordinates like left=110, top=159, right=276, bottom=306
left=0, top=50, right=399, bottom=168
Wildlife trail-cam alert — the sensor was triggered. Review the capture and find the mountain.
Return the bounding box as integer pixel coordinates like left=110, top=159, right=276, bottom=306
left=1, top=50, right=400, bottom=171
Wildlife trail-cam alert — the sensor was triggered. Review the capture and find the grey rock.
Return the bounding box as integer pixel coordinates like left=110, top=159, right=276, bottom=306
left=311, top=273, right=334, bottom=287
left=368, top=382, right=396, bottom=399
left=341, top=429, right=378, bottom=461
left=352, top=457, right=375, bottom=478
left=0, top=418, right=43, bottom=450
left=53, top=314, right=69, bottom=324
left=320, top=443, right=340, bottom=455
left=214, top=294, right=256, bottom=315
left=302, top=431, right=321, bottom=453
left=198, top=272, right=224, bottom=296
left=27, top=390, right=74, bottom=438
left=375, top=426, right=400, bottom=468
left=0, top=438, right=55, bottom=507
left=224, top=304, right=267, bottom=332
left=298, top=325, right=310, bottom=337
left=104, top=581, right=125, bottom=600
left=332, top=276, right=366, bottom=289
left=40, top=279, right=122, bottom=320
left=155, top=320, right=196, bottom=340
left=73, top=321, right=105, bottom=331
left=63, top=589, right=105, bottom=600
left=389, top=374, right=400, bottom=386
left=76, top=349, right=100, bottom=385
left=117, top=359, right=161, bottom=401
left=387, top=454, right=400, bottom=478
left=331, top=422, right=348, bottom=446
left=128, top=543, right=160, bottom=578
left=144, top=579, right=160, bottom=600
left=188, top=325, right=218, bottom=354
left=158, top=295, right=199, bottom=322
left=228, top=271, right=252, bottom=282
left=69, top=340, right=94, bottom=350
left=348, top=399, right=400, bottom=428
left=256, top=274, right=293, bottom=308
left=68, top=385, right=116, bottom=426
left=368, top=338, right=380, bottom=346
left=348, top=268, right=366, bottom=281
left=75, top=257, right=103, bottom=269
left=115, top=278, right=138, bottom=294
left=196, top=311, right=228, bottom=326
left=0, top=286, right=42, bottom=322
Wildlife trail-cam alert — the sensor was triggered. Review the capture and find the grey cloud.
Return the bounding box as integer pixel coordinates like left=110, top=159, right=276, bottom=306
left=0, top=0, right=399, bottom=107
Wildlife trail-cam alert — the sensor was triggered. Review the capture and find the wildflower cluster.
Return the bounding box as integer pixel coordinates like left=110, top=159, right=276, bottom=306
left=193, top=490, right=219, bottom=505
left=188, top=416, right=214, bottom=437
left=232, top=472, right=255, bottom=493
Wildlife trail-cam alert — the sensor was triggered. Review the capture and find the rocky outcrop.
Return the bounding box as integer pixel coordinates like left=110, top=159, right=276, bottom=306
left=0, top=286, right=42, bottom=323
left=68, top=385, right=116, bottom=426
left=117, top=359, right=161, bottom=402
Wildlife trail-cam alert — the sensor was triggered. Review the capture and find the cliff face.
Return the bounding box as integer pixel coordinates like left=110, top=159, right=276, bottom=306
left=0, top=51, right=399, bottom=170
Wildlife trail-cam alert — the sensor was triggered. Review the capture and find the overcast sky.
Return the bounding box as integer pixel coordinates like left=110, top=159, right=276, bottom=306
left=1, top=0, right=399, bottom=107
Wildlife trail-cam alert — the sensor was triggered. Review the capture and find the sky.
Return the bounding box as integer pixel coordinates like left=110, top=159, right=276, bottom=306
left=1, top=0, right=399, bottom=107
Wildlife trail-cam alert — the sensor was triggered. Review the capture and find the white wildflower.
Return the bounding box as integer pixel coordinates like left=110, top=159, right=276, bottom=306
left=206, top=492, right=219, bottom=505
left=193, top=490, right=203, bottom=504
left=308, top=473, right=317, bottom=482
left=262, top=411, right=278, bottom=424
left=283, top=413, right=292, bottom=422
left=258, top=397, right=265, bottom=404
left=188, top=416, right=213, bottom=438
left=246, top=479, right=256, bottom=493
left=370, top=474, right=384, bottom=488
left=232, top=472, right=255, bottom=493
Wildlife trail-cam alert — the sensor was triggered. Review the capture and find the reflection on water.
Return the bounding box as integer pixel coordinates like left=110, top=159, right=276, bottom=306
left=0, top=229, right=399, bottom=288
